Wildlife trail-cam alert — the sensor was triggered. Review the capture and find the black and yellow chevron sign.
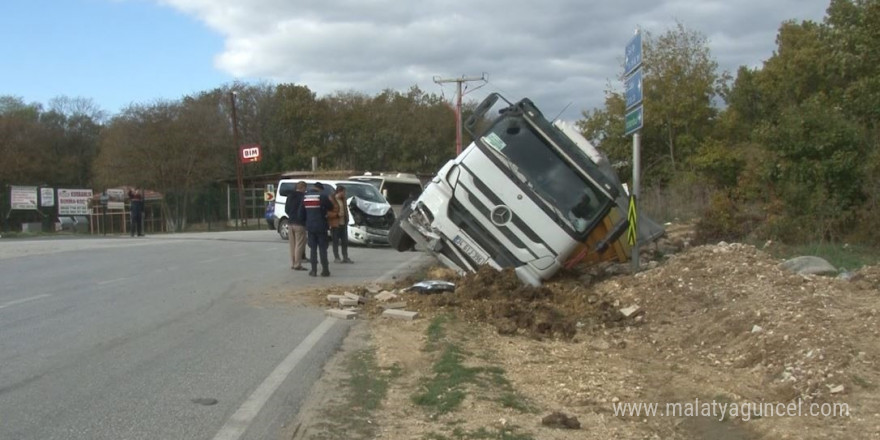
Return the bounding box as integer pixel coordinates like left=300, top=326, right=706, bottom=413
left=627, top=195, right=637, bottom=246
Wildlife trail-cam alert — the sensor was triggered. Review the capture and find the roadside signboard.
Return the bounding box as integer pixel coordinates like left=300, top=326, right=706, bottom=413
left=57, top=189, right=93, bottom=215
left=107, top=188, right=126, bottom=210
left=40, top=187, right=55, bottom=207
left=624, top=69, right=643, bottom=110
left=624, top=32, right=642, bottom=76
left=11, top=186, right=38, bottom=210
left=625, top=106, right=644, bottom=136
left=623, top=30, right=644, bottom=137
left=624, top=29, right=644, bottom=272
left=240, top=144, right=262, bottom=164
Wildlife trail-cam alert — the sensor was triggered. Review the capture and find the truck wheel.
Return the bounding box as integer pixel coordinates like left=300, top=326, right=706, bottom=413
left=277, top=218, right=289, bottom=240
left=389, top=203, right=416, bottom=252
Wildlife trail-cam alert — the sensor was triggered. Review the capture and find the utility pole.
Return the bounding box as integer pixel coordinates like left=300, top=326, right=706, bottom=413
left=230, top=91, right=246, bottom=229
left=433, top=74, right=487, bottom=156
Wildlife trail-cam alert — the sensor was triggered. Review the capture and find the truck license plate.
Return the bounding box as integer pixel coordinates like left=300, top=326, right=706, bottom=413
left=453, top=235, right=486, bottom=265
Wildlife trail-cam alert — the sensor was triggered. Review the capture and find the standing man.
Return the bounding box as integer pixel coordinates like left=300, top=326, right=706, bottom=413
left=330, top=185, right=353, bottom=263
left=285, top=181, right=308, bottom=271
left=128, top=188, right=144, bottom=237
left=298, top=182, right=333, bottom=277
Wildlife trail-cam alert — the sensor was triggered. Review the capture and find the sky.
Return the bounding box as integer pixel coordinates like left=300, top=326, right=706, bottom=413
left=1, top=0, right=831, bottom=122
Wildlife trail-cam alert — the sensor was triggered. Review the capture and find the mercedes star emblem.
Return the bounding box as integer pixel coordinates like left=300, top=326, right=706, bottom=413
left=490, top=205, right=512, bottom=226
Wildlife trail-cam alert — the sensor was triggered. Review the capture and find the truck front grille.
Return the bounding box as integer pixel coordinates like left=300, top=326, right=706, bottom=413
left=447, top=198, right=520, bottom=268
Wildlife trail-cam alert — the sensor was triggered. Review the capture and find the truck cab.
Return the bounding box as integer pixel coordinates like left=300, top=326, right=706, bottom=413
left=390, top=93, right=663, bottom=285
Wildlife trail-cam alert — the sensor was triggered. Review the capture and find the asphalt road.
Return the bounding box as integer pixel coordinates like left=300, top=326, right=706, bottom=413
left=0, top=231, right=433, bottom=440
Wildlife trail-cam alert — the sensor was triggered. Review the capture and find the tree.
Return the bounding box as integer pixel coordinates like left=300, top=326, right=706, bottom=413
left=643, top=22, right=726, bottom=174
left=578, top=23, right=727, bottom=186
left=265, top=83, right=324, bottom=171
left=95, top=97, right=231, bottom=231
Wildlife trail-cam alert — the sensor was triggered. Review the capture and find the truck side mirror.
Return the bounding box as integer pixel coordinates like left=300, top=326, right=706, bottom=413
left=464, top=93, right=500, bottom=137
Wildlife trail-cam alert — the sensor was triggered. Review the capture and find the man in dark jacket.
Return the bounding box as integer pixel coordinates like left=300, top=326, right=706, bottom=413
left=297, top=182, right=334, bottom=276
left=285, top=181, right=308, bottom=270
left=128, top=188, right=144, bottom=237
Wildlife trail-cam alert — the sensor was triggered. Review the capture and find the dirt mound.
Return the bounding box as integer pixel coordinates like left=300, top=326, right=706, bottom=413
left=295, top=234, right=880, bottom=439
left=387, top=265, right=638, bottom=340
left=594, top=242, right=880, bottom=403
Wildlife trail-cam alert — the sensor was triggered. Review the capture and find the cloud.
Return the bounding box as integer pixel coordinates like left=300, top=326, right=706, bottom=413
left=159, top=0, right=829, bottom=120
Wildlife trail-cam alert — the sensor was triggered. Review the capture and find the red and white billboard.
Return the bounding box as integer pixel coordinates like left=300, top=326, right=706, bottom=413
left=239, top=144, right=262, bottom=164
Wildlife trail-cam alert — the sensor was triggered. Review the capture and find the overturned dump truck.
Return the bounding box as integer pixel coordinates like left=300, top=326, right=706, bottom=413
left=388, top=93, right=665, bottom=286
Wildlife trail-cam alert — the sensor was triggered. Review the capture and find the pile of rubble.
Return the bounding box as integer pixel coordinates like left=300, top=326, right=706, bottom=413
left=322, top=285, right=422, bottom=321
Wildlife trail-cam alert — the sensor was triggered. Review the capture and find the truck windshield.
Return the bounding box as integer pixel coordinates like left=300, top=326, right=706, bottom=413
left=479, top=115, right=605, bottom=235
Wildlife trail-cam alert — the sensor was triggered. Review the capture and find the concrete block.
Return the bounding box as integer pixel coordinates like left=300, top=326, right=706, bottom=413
left=21, top=222, right=42, bottom=233
left=344, top=292, right=367, bottom=302
left=382, top=309, right=419, bottom=320
left=375, top=291, right=398, bottom=302
left=327, top=294, right=345, bottom=302
left=339, top=298, right=359, bottom=306
left=325, top=309, right=357, bottom=320
left=619, top=306, right=642, bottom=318
left=380, top=302, right=407, bottom=310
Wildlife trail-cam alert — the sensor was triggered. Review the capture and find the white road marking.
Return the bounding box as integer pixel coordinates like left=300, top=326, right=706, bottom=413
left=211, top=253, right=427, bottom=440
left=211, top=317, right=337, bottom=440
left=0, top=294, right=51, bottom=310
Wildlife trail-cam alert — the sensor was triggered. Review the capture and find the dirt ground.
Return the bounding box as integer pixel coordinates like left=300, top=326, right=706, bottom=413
left=287, top=223, right=880, bottom=439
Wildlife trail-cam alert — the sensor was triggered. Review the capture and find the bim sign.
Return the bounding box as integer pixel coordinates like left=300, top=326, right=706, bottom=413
left=240, top=144, right=262, bottom=164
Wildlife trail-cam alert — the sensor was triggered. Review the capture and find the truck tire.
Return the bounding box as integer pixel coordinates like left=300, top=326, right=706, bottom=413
left=389, top=203, right=416, bottom=252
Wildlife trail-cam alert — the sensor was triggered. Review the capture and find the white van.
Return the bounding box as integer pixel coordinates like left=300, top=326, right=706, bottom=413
left=347, top=173, right=424, bottom=214
left=273, top=179, right=394, bottom=245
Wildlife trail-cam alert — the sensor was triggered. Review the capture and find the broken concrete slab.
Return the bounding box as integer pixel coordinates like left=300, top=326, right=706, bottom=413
left=325, top=309, right=357, bottom=320
left=382, top=309, right=419, bottom=320
left=344, top=292, right=367, bottom=302
left=327, top=294, right=345, bottom=302
left=619, top=305, right=642, bottom=318
left=339, top=298, right=359, bottom=307
left=780, top=256, right=837, bottom=276
left=374, top=291, right=398, bottom=302
left=380, top=301, right=407, bottom=310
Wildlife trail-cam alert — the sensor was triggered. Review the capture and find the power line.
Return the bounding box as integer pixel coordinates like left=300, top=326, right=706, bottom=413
left=433, top=74, right=487, bottom=156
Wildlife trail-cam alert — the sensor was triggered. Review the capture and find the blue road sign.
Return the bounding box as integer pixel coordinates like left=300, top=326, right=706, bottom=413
left=625, top=70, right=642, bottom=110
left=625, top=32, right=642, bottom=76
left=625, top=105, right=643, bottom=136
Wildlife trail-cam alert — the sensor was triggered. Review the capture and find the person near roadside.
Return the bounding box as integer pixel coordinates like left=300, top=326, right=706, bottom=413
left=285, top=181, right=308, bottom=271
left=298, top=182, right=334, bottom=277
left=328, top=185, right=353, bottom=263
left=128, top=188, right=145, bottom=237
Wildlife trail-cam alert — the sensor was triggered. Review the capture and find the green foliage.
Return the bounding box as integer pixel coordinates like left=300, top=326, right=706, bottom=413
left=95, top=94, right=232, bottom=231
left=412, top=344, right=474, bottom=414
left=580, top=23, right=728, bottom=187
left=413, top=317, right=535, bottom=420
left=0, top=96, right=102, bottom=187
left=689, top=139, right=745, bottom=189
left=753, top=95, right=865, bottom=240
left=696, top=191, right=753, bottom=243
left=687, top=1, right=880, bottom=244
left=642, top=22, right=726, bottom=176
